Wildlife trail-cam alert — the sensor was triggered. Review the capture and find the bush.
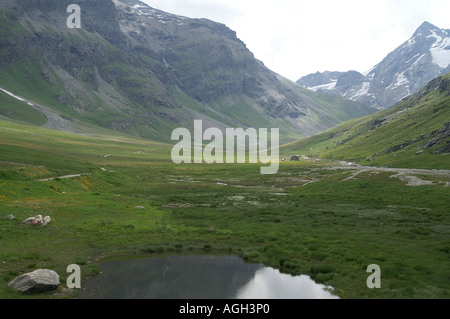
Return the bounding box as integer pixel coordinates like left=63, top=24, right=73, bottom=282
left=144, top=245, right=165, bottom=253
left=310, top=264, right=336, bottom=275
left=279, top=257, right=288, bottom=267
left=0, top=171, right=12, bottom=180
left=315, top=273, right=334, bottom=283
left=242, top=250, right=259, bottom=260
left=283, top=261, right=300, bottom=270
left=311, top=252, right=327, bottom=261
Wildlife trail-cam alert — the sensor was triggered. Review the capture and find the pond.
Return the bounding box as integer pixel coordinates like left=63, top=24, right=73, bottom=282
left=80, top=255, right=339, bottom=299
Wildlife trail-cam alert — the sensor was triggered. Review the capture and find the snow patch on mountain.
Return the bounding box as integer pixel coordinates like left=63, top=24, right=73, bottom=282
left=428, top=30, right=450, bottom=68
left=115, top=0, right=187, bottom=24
left=351, top=82, right=371, bottom=100
left=309, top=81, right=337, bottom=91
left=388, top=71, right=409, bottom=90
left=0, top=87, right=34, bottom=106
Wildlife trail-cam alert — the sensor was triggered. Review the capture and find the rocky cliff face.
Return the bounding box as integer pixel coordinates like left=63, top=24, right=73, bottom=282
left=297, top=22, right=450, bottom=109
left=0, top=0, right=375, bottom=142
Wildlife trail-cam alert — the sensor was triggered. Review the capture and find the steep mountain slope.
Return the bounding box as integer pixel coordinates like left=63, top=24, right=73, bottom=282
left=284, top=73, right=450, bottom=169
left=297, top=22, right=450, bottom=109
left=0, top=0, right=374, bottom=144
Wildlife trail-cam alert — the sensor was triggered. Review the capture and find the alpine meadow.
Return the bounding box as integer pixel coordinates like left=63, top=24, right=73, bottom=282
left=0, top=0, right=449, bottom=300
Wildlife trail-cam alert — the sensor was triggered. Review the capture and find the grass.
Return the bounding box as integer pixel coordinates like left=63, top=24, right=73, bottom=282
left=0, top=119, right=449, bottom=299
left=282, top=74, right=450, bottom=169
left=0, top=90, right=47, bottom=126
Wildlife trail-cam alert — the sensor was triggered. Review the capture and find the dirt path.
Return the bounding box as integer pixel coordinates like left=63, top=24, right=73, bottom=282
left=37, top=173, right=90, bottom=182
left=325, top=163, right=450, bottom=186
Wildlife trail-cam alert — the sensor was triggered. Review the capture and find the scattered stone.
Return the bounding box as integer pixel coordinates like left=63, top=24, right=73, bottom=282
left=42, top=216, right=52, bottom=226
left=135, top=206, right=146, bottom=210
left=22, top=215, right=43, bottom=225
left=22, top=215, right=52, bottom=226
left=393, top=174, right=435, bottom=187
left=6, top=214, right=15, bottom=220
left=8, top=269, right=60, bottom=294
left=163, top=203, right=191, bottom=208
left=228, top=196, right=245, bottom=201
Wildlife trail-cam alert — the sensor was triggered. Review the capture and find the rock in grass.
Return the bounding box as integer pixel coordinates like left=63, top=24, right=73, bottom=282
left=8, top=269, right=60, bottom=294
left=21, top=215, right=52, bottom=226
left=42, top=216, right=52, bottom=226
left=6, top=214, right=15, bottom=220
left=22, top=215, right=43, bottom=225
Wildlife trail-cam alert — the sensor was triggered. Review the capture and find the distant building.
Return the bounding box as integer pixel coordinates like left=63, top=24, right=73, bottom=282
left=290, top=155, right=300, bottom=161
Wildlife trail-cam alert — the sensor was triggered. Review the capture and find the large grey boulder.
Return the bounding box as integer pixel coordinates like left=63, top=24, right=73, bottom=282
left=8, top=269, right=60, bottom=294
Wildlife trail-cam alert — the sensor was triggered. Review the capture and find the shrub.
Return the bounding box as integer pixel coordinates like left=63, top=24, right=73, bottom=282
left=310, top=264, right=336, bottom=275
left=315, top=273, right=334, bottom=283
left=279, top=257, right=288, bottom=267
left=283, top=261, right=300, bottom=270
left=311, top=252, right=327, bottom=261
left=242, top=250, right=259, bottom=260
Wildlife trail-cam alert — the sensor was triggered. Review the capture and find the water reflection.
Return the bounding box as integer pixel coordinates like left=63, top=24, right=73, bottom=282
left=235, top=267, right=338, bottom=299
left=81, top=255, right=338, bottom=299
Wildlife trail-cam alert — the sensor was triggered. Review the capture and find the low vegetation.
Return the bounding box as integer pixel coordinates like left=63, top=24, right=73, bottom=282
left=282, top=73, right=450, bottom=169
left=0, top=119, right=448, bottom=299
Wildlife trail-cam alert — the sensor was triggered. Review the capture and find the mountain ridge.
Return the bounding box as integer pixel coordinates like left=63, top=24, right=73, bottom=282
left=284, top=73, right=450, bottom=169
left=297, top=21, right=450, bottom=109
left=0, top=0, right=375, bottom=144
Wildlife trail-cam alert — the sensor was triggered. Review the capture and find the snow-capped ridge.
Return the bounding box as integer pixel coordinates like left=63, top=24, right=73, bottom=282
left=297, top=21, right=450, bottom=109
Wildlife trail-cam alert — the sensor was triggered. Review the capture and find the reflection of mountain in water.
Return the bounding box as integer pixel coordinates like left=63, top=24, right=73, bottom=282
left=81, top=255, right=263, bottom=299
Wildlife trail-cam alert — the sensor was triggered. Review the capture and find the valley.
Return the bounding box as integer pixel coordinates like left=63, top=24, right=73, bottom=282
left=0, top=0, right=448, bottom=301
left=0, top=119, right=449, bottom=299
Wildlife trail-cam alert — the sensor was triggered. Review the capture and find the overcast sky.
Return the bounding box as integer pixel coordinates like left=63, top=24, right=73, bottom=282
left=141, top=0, right=450, bottom=81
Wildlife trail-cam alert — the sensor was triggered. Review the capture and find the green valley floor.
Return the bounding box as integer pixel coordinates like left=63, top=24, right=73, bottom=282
left=0, top=120, right=449, bottom=299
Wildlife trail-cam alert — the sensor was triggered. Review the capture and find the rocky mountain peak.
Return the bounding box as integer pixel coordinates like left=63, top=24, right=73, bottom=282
left=414, top=21, right=444, bottom=36
left=297, top=21, right=450, bottom=109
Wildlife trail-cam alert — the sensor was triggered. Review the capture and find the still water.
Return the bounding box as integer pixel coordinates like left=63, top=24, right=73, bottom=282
left=81, top=255, right=339, bottom=299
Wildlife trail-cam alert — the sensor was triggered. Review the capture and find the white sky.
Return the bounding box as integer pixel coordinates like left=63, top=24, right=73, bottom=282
left=140, top=0, right=450, bottom=81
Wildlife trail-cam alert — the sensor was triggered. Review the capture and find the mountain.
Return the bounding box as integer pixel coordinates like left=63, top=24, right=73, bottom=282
left=0, top=0, right=375, bottom=144
left=297, top=22, right=450, bottom=109
left=284, top=73, right=450, bottom=169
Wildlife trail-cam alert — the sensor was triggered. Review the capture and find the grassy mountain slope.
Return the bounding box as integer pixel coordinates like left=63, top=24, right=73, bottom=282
left=0, top=0, right=375, bottom=144
left=282, top=73, right=450, bottom=169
